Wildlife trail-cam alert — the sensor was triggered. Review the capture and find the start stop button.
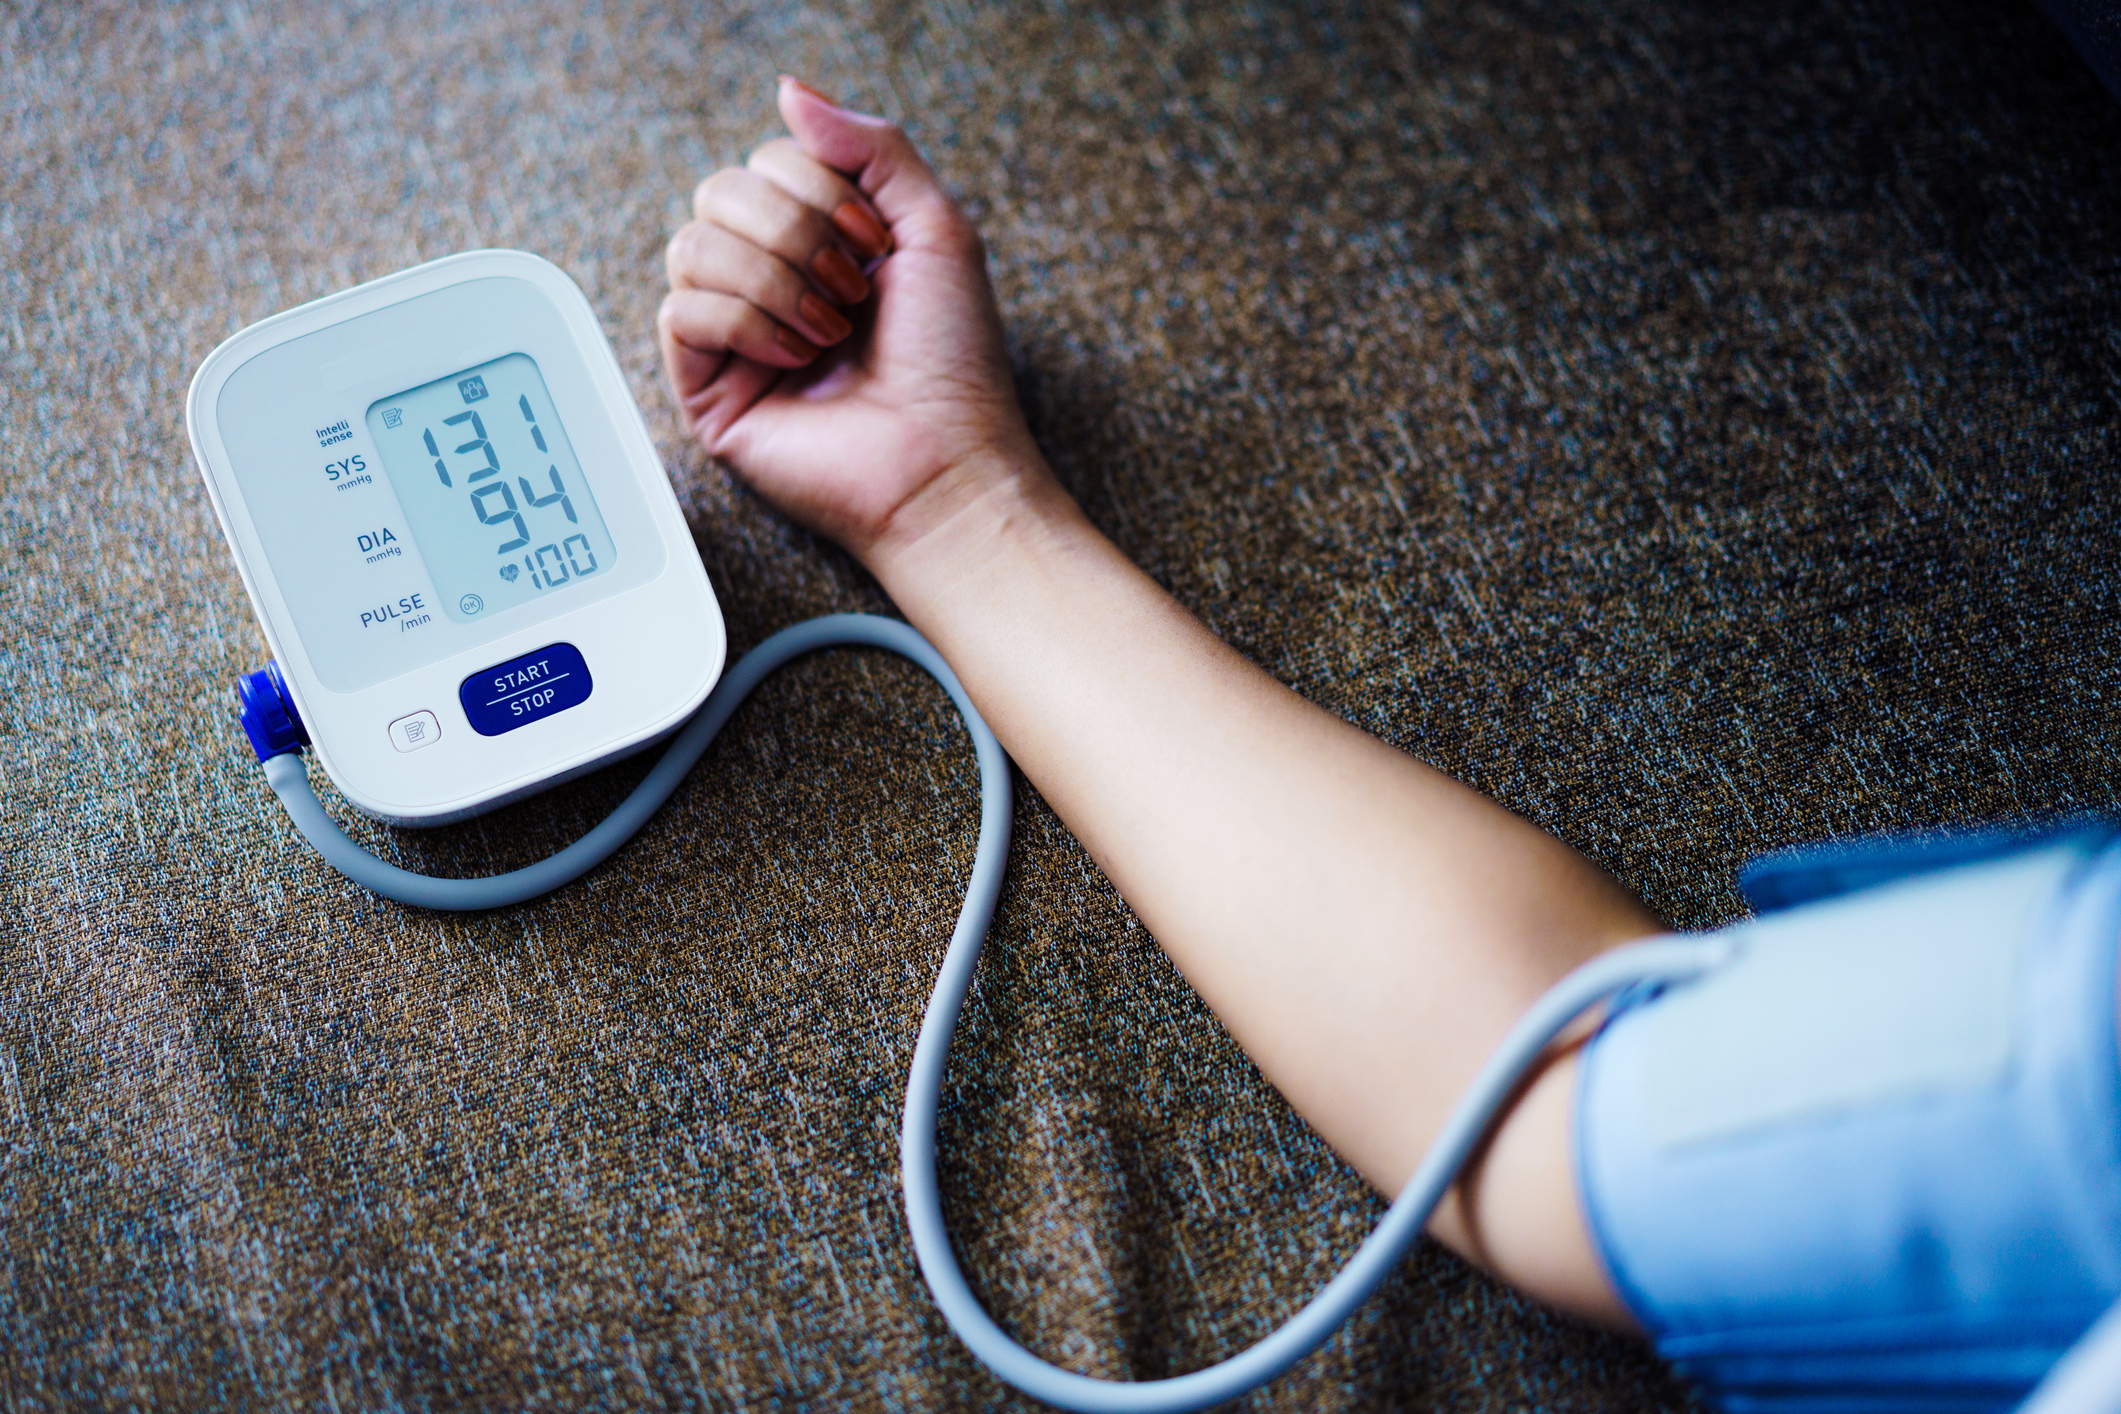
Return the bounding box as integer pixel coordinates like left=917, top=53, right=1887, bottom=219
left=459, top=643, right=592, bottom=736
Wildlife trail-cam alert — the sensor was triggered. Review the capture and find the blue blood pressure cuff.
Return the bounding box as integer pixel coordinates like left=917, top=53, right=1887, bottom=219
left=1576, top=826, right=2121, bottom=1413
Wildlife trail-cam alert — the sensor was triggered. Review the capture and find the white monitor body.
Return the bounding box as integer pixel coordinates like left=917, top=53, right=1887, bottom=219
left=187, top=250, right=725, bottom=826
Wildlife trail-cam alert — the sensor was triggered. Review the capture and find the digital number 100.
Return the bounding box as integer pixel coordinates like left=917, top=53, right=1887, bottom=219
left=520, top=533, right=599, bottom=589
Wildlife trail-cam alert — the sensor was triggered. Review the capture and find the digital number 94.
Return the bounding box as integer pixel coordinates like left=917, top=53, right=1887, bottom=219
left=427, top=394, right=578, bottom=556
left=473, top=467, right=578, bottom=555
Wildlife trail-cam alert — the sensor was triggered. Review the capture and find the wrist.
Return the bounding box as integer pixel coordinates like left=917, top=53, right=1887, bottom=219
left=860, top=440, right=1087, bottom=602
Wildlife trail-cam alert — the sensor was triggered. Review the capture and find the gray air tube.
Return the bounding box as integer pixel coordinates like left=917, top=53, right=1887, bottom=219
left=262, top=611, right=1737, bottom=1412
left=263, top=616, right=1003, bottom=912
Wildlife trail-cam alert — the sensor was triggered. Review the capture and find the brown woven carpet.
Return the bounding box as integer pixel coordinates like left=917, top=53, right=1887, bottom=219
left=5, top=0, right=2120, bottom=1409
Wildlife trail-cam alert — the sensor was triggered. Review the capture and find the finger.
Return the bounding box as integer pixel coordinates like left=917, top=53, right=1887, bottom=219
left=746, top=138, right=893, bottom=263
left=666, top=220, right=854, bottom=349
left=776, top=77, right=977, bottom=257
left=691, top=166, right=872, bottom=308
left=656, top=311, right=780, bottom=451
left=657, top=286, right=818, bottom=374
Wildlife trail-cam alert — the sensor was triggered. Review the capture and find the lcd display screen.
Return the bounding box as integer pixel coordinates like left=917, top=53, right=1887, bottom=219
left=365, top=352, right=617, bottom=625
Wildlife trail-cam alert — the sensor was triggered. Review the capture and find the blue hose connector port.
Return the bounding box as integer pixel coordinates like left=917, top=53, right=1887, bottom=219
left=237, top=661, right=309, bottom=761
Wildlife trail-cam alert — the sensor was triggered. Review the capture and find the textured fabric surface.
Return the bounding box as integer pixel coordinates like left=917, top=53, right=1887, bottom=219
left=3, top=1, right=2119, bottom=1410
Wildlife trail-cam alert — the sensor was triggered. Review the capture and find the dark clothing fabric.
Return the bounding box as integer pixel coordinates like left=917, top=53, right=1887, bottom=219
left=2040, top=0, right=2121, bottom=100
left=4, top=1, right=2120, bottom=1409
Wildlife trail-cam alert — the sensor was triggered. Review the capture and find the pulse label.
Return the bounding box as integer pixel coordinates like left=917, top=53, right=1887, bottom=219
left=361, top=592, right=429, bottom=633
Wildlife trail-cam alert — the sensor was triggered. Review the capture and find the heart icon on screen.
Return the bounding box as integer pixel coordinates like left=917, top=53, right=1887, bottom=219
left=499, top=564, right=520, bottom=582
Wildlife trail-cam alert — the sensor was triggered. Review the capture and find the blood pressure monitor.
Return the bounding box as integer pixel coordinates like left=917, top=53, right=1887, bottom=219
left=187, top=250, right=725, bottom=825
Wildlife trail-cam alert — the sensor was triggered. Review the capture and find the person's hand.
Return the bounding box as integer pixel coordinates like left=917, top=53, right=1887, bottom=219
left=659, top=78, right=1046, bottom=563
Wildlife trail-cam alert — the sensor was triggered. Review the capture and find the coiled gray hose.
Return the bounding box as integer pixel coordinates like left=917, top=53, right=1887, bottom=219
left=264, top=611, right=1736, bottom=1412
left=264, top=616, right=995, bottom=911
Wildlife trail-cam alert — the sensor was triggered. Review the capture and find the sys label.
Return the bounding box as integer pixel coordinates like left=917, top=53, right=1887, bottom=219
left=459, top=642, right=593, bottom=737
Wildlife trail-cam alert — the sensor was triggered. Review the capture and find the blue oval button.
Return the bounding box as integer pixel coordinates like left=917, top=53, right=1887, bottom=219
left=460, top=643, right=593, bottom=736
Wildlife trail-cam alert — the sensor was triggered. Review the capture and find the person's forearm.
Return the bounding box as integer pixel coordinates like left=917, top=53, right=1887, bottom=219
left=658, top=86, right=1654, bottom=1321
left=865, top=451, right=1661, bottom=1295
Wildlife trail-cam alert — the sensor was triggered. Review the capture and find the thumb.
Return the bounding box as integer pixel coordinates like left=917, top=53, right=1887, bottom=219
left=776, top=78, right=967, bottom=247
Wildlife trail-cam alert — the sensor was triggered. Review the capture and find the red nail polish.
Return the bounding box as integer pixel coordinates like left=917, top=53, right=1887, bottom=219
left=798, top=292, right=853, bottom=343
left=773, top=324, right=819, bottom=361
left=832, top=202, right=892, bottom=261
left=779, top=76, right=839, bottom=108
left=810, top=246, right=870, bottom=305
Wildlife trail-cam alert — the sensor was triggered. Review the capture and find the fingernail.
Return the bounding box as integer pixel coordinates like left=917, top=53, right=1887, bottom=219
left=798, top=292, right=853, bottom=343
left=780, top=75, right=838, bottom=108
left=811, top=245, right=870, bottom=304
left=773, top=324, right=819, bottom=361
left=832, top=202, right=892, bottom=260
